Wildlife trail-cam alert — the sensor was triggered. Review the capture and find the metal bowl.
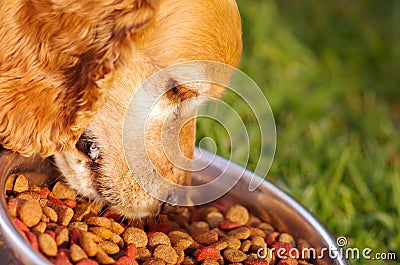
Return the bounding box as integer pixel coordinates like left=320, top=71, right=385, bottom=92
left=0, top=149, right=350, bottom=265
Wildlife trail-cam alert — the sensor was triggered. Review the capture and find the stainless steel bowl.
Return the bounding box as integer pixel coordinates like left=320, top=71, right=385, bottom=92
left=0, top=149, right=350, bottom=265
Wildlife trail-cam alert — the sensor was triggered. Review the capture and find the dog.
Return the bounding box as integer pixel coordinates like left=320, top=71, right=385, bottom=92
left=0, top=0, right=242, bottom=219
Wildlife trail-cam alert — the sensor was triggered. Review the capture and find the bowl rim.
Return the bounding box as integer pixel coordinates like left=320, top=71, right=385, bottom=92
left=193, top=148, right=350, bottom=265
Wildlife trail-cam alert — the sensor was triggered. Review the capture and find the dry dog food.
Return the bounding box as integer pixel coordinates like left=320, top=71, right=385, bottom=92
left=5, top=174, right=317, bottom=265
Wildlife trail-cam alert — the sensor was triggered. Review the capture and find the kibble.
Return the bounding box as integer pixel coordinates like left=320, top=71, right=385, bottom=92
left=223, top=248, right=247, bottom=263
left=5, top=175, right=316, bottom=265
left=38, top=233, right=58, bottom=257
left=225, top=205, right=249, bottom=225
left=71, top=244, right=89, bottom=262
left=19, top=200, right=42, bottom=227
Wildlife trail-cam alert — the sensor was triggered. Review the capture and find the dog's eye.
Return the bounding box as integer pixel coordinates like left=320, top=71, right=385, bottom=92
left=76, top=132, right=100, bottom=161
left=166, top=78, right=198, bottom=103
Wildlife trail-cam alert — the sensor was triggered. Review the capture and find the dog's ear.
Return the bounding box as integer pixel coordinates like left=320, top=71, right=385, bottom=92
left=0, top=0, right=159, bottom=157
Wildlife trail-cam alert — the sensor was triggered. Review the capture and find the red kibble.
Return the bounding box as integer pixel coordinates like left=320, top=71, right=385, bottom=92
left=245, top=259, right=270, bottom=265
left=149, top=222, right=172, bottom=234
left=63, top=199, right=77, bottom=209
left=13, top=217, right=29, bottom=233
left=54, top=249, right=72, bottom=265
left=126, top=244, right=137, bottom=259
left=39, top=188, right=51, bottom=199
left=271, top=242, right=297, bottom=258
left=70, top=229, right=80, bottom=245
left=267, top=232, right=280, bottom=246
left=277, top=257, right=299, bottom=265
left=218, top=220, right=242, bottom=230
left=48, top=197, right=65, bottom=206
left=76, top=258, right=99, bottom=265
left=101, top=210, right=121, bottom=220
left=190, top=208, right=204, bottom=222
left=25, top=231, right=39, bottom=251
left=114, top=256, right=138, bottom=265
left=45, top=230, right=56, bottom=240
left=195, top=247, right=221, bottom=261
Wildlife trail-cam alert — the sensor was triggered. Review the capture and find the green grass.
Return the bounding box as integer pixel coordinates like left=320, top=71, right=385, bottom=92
left=196, top=1, right=400, bottom=264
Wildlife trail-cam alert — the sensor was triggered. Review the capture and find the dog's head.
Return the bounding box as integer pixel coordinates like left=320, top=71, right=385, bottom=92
left=0, top=0, right=160, bottom=156
left=54, top=0, right=242, bottom=219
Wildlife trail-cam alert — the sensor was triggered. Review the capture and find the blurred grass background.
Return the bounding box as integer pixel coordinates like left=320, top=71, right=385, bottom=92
left=197, top=1, right=399, bottom=264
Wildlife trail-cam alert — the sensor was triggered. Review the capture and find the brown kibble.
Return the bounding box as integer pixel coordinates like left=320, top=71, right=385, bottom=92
left=39, top=198, right=48, bottom=208
left=187, top=221, right=210, bottom=236
left=143, top=258, right=166, bottom=265
left=5, top=174, right=17, bottom=195
left=86, top=231, right=103, bottom=243
left=73, top=203, right=92, bottom=222
left=266, top=232, right=280, bottom=244
left=194, top=229, right=219, bottom=245
left=223, top=248, right=247, bottom=263
left=110, top=233, right=124, bottom=248
left=211, top=238, right=229, bottom=251
left=240, top=240, right=251, bottom=253
left=205, top=211, right=224, bottom=229
left=19, top=201, right=42, bottom=227
left=258, top=223, right=275, bottom=234
left=174, top=246, right=185, bottom=264
left=68, top=222, right=89, bottom=232
left=148, top=232, right=171, bottom=248
left=41, top=213, right=49, bottom=223
left=38, top=233, right=58, bottom=257
left=221, top=236, right=241, bottom=250
left=79, top=231, right=98, bottom=257
left=13, top=174, right=29, bottom=194
left=213, top=228, right=226, bottom=238
left=95, top=245, right=115, bottom=264
left=56, top=228, right=70, bottom=247
left=153, top=244, right=178, bottom=264
left=251, top=236, right=266, bottom=252
left=70, top=244, right=89, bottom=262
left=182, top=256, right=196, bottom=265
left=86, top=217, right=111, bottom=228
left=99, top=241, right=120, bottom=255
left=57, top=206, right=74, bottom=226
left=250, top=227, right=266, bottom=238
left=169, top=230, right=194, bottom=250
left=109, top=221, right=125, bottom=235
left=43, top=206, right=58, bottom=223
left=89, top=203, right=103, bottom=215
left=16, top=191, right=40, bottom=202
left=136, top=247, right=152, bottom=260
left=297, top=239, right=311, bottom=260
left=247, top=215, right=262, bottom=227
left=123, top=227, right=148, bottom=247
left=89, top=226, right=113, bottom=240
left=32, top=222, right=47, bottom=235
left=225, top=205, right=249, bottom=226
left=52, top=181, right=77, bottom=200
left=279, top=233, right=296, bottom=246
left=228, top=226, right=251, bottom=240
left=202, top=259, right=220, bottom=265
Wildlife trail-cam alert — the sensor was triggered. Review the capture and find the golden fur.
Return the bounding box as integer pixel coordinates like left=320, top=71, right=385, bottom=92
left=0, top=0, right=160, bottom=156
left=1, top=0, right=242, bottom=218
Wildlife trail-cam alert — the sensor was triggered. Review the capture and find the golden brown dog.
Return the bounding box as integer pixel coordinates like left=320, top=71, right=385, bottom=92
left=0, top=0, right=242, bottom=219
